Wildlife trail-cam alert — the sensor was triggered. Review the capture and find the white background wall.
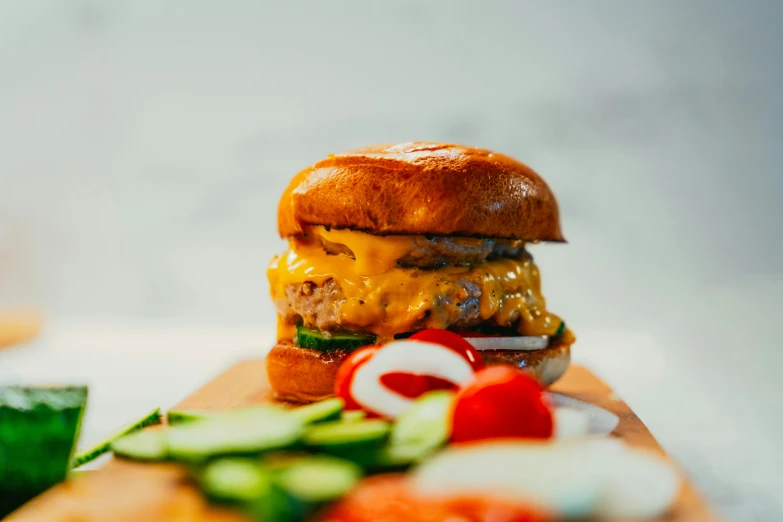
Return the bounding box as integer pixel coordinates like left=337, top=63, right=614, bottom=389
left=1, top=2, right=782, bottom=519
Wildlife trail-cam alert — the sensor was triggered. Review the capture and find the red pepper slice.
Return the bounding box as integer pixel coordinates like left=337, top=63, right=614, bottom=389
left=334, top=346, right=380, bottom=411
left=342, top=339, right=476, bottom=418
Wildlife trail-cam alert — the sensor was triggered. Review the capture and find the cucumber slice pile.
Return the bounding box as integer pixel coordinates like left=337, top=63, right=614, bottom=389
left=102, top=395, right=454, bottom=518
left=111, top=396, right=448, bottom=474
left=73, top=408, right=161, bottom=468
left=294, top=325, right=376, bottom=351
left=0, top=386, right=88, bottom=516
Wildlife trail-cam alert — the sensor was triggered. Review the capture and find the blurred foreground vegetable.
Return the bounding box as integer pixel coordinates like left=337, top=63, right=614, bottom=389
left=0, top=386, right=87, bottom=516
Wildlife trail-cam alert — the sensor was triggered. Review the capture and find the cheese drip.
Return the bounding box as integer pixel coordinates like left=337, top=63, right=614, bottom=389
left=268, top=232, right=563, bottom=343
left=317, top=226, right=413, bottom=276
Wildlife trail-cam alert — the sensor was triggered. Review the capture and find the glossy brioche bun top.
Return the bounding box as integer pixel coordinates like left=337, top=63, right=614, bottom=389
left=278, top=142, right=564, bottom=241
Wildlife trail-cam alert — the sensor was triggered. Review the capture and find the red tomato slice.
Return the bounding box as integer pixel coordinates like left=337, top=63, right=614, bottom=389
left=379, top=372, right=458, bottom=399
left=334, top=346, right=380, bottom=411
left=451, top=365, right=553, bottom=443
left=410, top=329, right=485, bottom=371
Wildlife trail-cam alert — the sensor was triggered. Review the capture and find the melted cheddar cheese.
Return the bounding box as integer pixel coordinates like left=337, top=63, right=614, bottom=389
left=317, top=226, right=414, bottom=276
left=268, top=229, right=563, bottom=343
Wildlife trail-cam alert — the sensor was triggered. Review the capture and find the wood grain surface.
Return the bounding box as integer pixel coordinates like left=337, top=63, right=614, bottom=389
left=7, top=360, right=719, bottom=522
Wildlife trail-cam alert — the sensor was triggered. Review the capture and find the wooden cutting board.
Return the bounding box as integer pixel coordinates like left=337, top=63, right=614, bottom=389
left=8, top=360, right=719, bottom=522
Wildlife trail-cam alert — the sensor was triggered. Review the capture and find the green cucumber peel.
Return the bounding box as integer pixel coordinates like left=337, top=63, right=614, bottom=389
left=72, top=407, right=161, bottom=468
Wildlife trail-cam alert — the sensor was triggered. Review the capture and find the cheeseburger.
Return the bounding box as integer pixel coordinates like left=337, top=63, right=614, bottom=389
left=267, top=143, right=575, bottom=403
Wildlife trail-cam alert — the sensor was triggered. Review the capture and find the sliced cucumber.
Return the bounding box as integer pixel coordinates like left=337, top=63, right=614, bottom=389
left=169, top=406, right=285, bottom=426
left=303, top=419, right=390, bottom=451
left=198, top=459, right=293, bottom=521
left=199, top=458, right=274, bottom=503
left=382, top=441, right=441, bottom=467
left=343, top=440, right=441, bottom=472
left=325, top=392, right=453, bottom=473
left=341, top=410, right=366, bottom=423
left=167, top=408, right=303, bottom=461
left=0, top=386, right=87, bottom=516
left=262, top=451, right=311, bottom=471
left=111, top=430, right=167, bottom=461
left=391, top=390, right=454, bottom=448
left=277, top=456, right=362, bottom=503
left=295, top=325, right=376, bottom=351
left=167, top=409, right=213, bottom=425
left=73, top=408, right=161, bottom=468
left=290, top=398, right=344, bottom=424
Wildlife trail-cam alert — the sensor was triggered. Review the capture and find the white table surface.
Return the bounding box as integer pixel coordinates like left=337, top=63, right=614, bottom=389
left=2, top=320, right=781, bottom=521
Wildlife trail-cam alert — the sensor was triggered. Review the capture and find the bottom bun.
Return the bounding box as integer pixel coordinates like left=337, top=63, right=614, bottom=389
left=266, top=340, right=572, bottom=404
left=478, top=342, right=571, bottom=386
left=266, top=342, right=351, bottom=403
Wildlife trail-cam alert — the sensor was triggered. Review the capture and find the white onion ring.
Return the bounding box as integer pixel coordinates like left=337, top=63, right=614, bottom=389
left=349, top=340, right=475, bottom=418
left=464, top=336, right=549, bottom=351
left=413, top=440, right=680, bottom=519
